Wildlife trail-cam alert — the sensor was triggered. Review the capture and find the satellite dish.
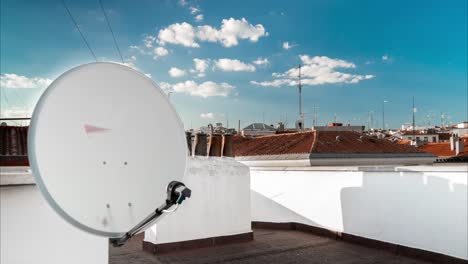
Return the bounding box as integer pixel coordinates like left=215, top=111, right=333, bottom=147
left=28, top=62, right=191, bottom=244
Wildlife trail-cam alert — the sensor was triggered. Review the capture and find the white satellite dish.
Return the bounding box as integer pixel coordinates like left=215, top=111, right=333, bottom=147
left=28, top=62, right=191, bottom=245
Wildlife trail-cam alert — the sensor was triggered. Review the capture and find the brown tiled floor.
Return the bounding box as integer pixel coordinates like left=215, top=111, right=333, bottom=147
left=109, top=228, right=434, bottom=264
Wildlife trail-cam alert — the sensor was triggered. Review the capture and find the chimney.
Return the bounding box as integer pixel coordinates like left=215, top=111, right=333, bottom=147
left=450, top=135, right=458, bottom=151
left=455, top=139, right=464, bottom=156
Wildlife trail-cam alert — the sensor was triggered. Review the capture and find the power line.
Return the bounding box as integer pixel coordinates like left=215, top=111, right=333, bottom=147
left=99, top=0, right=124, bottom=63
left=61, top=0, right=98, bottom=61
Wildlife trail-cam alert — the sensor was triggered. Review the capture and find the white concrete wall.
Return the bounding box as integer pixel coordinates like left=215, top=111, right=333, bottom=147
left=249, top=165, right=468, bottom=260
left=145, top=157, right=251, bottom=245
left=0, top=183, right=108, bottom=264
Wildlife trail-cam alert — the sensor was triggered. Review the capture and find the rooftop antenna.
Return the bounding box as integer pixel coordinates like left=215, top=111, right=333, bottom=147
left=285, top=113, right=288, bottom=128
left=367, top=111, right=371, bottom=131
left=312, top=105, right=319, bottom=127
left=440, top=112, right=444, bottom=127
left=382, top=100, right=388, bottom=130
left=298, top=65, right=304, bottom=129
left=28, top=63, right=191, bottom=247
left=412, top=96, right=416, bottom=138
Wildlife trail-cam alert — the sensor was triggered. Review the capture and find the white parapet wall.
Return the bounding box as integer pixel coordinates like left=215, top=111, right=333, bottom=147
left=247, top=164, right=468, bottom=260
left=144, top=157, right=252, bottom=247
left=0, top=167, right=108, bottom=264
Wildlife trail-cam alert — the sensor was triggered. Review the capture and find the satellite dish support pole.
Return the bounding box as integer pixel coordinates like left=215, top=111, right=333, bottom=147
left=109, top=181, right=191, bottom=247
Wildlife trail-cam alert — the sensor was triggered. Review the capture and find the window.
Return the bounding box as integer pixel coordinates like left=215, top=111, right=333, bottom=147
left=432, top=137, right=436, bottom=142
left=424, top=137, right=428, bottom=141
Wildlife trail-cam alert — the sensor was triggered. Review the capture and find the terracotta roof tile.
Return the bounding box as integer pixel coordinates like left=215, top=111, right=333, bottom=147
left=418, top=143, right=467, bottom=157
left=312, top=131, right=421, bottom=154
left=233, top=131, right=314, bottom=156
left=396, top=140, right=412, bottom=145
left=233, top=131, right=423, bottom=157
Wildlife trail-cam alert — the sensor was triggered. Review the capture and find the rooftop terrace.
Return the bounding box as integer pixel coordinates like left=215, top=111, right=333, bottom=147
left=110, top=228, right=437, bottom=264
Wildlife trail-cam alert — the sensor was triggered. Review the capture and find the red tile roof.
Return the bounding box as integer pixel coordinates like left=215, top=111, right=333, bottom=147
left=418, top=143, right=467, bottom=158
left=314, top=131, right=421, bottom=154
left=233, top=131, right=423, bottom=157
left=233, top=131, right=314, bottom=156
left=396, top=140, right=412, bottom=145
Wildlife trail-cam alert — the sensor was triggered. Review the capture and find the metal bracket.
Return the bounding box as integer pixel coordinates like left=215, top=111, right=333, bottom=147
left=110, top=181, right=191, bottom=247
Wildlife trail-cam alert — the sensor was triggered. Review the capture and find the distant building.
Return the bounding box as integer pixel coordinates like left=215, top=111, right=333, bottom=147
left=313, top=123, right=365, bottom=133
left=233, top=130, right=435, bottom=165
left=396, top=130, right=439, bottom=143
left=242, top=123, right=276, bottom=137
left=437, top=132, right=451, bottom=142
left=451, top=122, right=468, bottom=137
left=195, top=123, right=236, bottom=135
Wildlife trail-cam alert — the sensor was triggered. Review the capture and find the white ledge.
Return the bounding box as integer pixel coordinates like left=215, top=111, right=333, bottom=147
left=0, top=166, right=35, bottom=186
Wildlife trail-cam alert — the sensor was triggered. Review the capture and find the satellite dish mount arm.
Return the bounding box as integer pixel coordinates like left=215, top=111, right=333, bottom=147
left=110, top=181, right=191, bottom=247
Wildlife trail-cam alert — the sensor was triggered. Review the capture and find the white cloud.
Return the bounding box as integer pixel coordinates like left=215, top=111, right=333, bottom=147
left=195, top=14, right=204, bottom=22
left=153, top=46, right=169, bottom=58
left=156, top=18, right=267, bottom=48
left=0, top=73, right=52, bottom=89
left=158, top=22, right=200, bottom=48
left=159, top=80, right=235, bottom=97
left=251, top=55, right=374, bottom=87
left=192, top=58, right=209, bottom=77
left=190, top=7, right=200, bottom=14
left=120, top=61, right=137, bottom=69
left=168, top=67, right=186, bottom=78
left=196, top=25, right=219, bottom=42
left=250, top=79, right=293, bottom=87
left=215, top=58, right=256, bottom=72
left=129, top=45, right=146, bottom=55
left=381, top=54, right=394, bottom=63
left=282, top=41, right=297, bottom=50
left=299, top=55, right=355, bottom=69
left=143, top=35, right=156, bottom=48
left=106, top=60, right=152, bottom=78
left=200, top=112, right=214, bottom=119
left=253, top=57, right=269, bottom=65
left=178, top=0, right=188, bottom=6
left=157, top=82, right=172, bottom=91
left=197, top=18, right=267, bottom=47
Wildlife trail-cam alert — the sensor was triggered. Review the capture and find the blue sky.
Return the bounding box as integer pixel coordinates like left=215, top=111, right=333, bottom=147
left=1, top=0, right=467, bottom=129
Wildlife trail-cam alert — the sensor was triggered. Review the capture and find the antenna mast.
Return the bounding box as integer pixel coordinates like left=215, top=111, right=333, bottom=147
left=412, top=96, right=416, bottom=138
left=312, top=105, right=319, bottom=127
left=298, top=64, right=304, bottom=129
